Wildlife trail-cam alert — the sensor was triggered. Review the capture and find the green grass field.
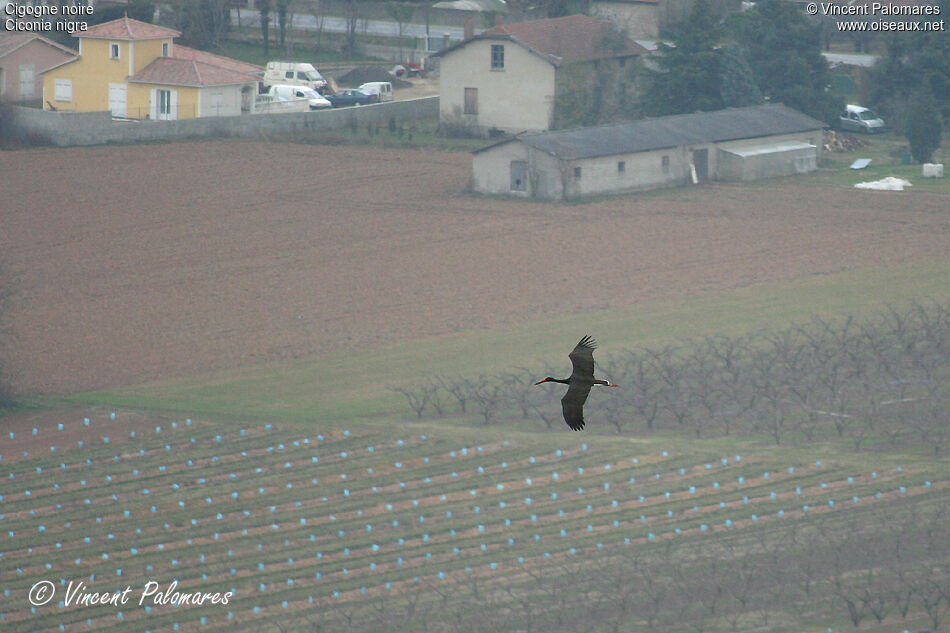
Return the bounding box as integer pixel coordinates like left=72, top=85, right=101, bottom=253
left=60, top=258, right=950, bottom=427
left=815, top=131, right=950, bottom=193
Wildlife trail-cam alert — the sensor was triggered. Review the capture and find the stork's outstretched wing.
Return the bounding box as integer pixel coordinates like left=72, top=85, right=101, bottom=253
left=568, top=335, right=597, bottom=382
left=561, top=382, right=593, bottom=431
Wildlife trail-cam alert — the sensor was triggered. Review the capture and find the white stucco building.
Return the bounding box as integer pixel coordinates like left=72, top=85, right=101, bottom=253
left=591, top=0, right=743, bottom=41
left=591, top=0, right=664, bottom=40
left=472, top=104, right=827, bottom=200
left=433, top=14, right=648, bottom=136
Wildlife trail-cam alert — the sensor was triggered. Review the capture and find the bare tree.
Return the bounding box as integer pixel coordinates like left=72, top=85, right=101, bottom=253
left=385, top=2, right=416, bottom=61
left=438, top=374, right=471, bottom=414
left=258, top=0, right=272, bottom=55
left=503, top=583, right=539, bottom=632
left=501, top=368, right=536, bottom=419
left=343, top=0, right=360, bottom=58
left=424, top=378, right=446, bottom=416
left=625, top=349, right=662, bottom=431
left=308, top=6, right=327, bottom=54
left=275, top=0, right=292, bottom=53
left=597, top=553, right=642, bottom=632
left=390, top=385, right=429, bottom=418
left=392, top=304, right=950, bottom=455
left=469, top=375, right=504, bottom=424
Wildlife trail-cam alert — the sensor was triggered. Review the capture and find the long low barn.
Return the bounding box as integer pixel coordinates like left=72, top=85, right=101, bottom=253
left=472, top=104, right=827, bottom=200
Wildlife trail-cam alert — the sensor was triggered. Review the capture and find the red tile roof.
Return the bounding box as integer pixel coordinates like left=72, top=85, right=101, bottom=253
left=80, top=16, right=180, bottom=40
left=171, top=45, right=263, bottom=77
left=129, top=57, right=256, bottom=87
left=0, top=31, right=77, bottom=58
left=480, top=14, right=648, bottom=64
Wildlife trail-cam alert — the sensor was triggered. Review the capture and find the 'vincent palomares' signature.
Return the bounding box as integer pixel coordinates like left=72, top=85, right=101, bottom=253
left=29, top=579, right=233, bottom=608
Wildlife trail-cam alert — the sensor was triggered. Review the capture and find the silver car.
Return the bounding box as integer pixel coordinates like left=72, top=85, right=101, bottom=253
left=839, top=105, right=886, bottom=133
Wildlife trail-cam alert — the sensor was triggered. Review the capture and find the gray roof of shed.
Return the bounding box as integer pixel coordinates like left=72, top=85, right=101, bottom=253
left=479, top=105, right=826, bottom=159
left=432, top=0, right=510, bottom=11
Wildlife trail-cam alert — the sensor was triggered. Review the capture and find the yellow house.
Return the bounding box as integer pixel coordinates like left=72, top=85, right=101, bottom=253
left=42, top=16, right=261, bottom=119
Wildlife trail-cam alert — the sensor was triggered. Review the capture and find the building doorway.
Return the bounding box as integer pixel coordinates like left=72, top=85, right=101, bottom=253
left=510, top=160, right=527, bottom=192
left=692, top=148, right=708, bottom=182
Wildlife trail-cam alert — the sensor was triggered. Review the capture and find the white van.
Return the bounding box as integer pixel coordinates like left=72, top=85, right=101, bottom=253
left=358, top=81, right=393, bottom=102
left=264, top=62, right=327, bottom=91
left=267, top=84, right=331, bottom=110
left=839, top=104, right=886, bottom=134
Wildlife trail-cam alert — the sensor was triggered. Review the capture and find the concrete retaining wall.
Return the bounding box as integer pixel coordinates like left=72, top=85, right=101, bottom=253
left=0, top=96, right=439, bottom=147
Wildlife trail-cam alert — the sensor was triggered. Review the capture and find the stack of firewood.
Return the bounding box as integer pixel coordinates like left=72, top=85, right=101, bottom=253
left=823, top=130, right=868, bottom=152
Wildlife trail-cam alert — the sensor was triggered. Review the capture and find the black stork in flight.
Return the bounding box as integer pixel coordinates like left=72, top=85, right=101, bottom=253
left=534, top=336, right=618, bottom=431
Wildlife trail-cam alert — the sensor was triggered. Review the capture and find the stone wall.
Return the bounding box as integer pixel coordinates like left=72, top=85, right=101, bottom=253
left=0, top=97, right=438, bottom=147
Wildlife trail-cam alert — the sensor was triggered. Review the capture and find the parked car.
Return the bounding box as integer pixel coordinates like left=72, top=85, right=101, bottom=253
left=263, top=62, right=327, bottom=92
left=266, top=85, right=331, bottom=110
left=326, top=89, right=379, bottom=107
left=839, top=104, right=886, bottom=134
left=358, top=81, right=393, bottom=102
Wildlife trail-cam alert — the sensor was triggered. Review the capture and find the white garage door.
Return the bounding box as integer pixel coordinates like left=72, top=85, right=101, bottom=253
left=108, top=83, right=127, bottom=117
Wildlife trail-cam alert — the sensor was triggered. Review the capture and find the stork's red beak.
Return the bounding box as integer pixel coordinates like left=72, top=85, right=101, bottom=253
left=534, top=378, right=549, bottom=385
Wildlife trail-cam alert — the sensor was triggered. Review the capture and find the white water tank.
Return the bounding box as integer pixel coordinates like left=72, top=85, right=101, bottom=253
left=922, top=163, right=944, bottom=178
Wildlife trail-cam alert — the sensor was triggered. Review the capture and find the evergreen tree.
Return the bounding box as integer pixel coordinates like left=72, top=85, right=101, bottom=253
left=727, top=0, right=841, bottom=123
left=174, top=0, right=231, bottom=49
left=906, top=85, right=943, bottom=163
left=640, top=0, right=724, bottom=117
left=719, top=43, right=762, bottom=108
left=89, top=1, right=154, bottom=24
left=866, top=0, right=950, bottom=129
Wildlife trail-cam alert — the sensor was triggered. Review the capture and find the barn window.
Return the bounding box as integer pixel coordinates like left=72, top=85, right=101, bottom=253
left=464, top=87, right=478, bottom=115
left=573, top=166, right=582, bottom=179
left=618, top=160, right=626, bottom=174
left=54, top=79, right=72, bottom=101
left=661, top=155, right=670, bottom=174
left=110, top=42, right=120, bottom=59
left=491, top=45, right=505, bottom=69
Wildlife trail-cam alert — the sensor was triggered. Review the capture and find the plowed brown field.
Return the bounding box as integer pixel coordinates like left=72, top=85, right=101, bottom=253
left=2, top=140, right=948, bottom=395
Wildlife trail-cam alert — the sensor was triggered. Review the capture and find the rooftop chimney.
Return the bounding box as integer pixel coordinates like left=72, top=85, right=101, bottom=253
left=463, top=15, right=474, bottom=40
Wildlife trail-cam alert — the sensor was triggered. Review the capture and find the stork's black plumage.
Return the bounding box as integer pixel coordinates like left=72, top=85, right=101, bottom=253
left=534, top=336, right=617, bottom=431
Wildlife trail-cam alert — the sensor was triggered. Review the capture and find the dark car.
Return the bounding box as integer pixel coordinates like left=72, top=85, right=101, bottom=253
left=326, top=89, right=379, bottom=107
